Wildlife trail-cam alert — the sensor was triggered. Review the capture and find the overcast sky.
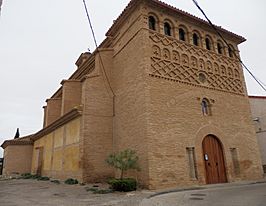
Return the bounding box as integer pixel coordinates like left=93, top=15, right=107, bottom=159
left=0, top=0, right=265, bottom=157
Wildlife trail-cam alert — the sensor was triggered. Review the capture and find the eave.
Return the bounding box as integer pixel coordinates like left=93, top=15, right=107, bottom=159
left=106, top=0, right=246, bottom=44
left=30, top=107, right=82, bottom=142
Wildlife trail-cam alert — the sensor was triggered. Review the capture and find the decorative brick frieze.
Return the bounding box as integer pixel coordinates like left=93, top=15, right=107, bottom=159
left=149, top=32, right=244, bottom=95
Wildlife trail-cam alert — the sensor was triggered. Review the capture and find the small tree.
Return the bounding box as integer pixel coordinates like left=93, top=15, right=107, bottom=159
left=106, top=149, right=140, bottom=179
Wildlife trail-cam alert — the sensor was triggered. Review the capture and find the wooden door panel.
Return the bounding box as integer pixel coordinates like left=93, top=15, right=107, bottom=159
left=203, top=135, right=227, bottom=184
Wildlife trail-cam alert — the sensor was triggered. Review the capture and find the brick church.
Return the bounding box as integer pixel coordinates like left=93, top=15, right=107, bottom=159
left=1, top=0, right=263, bottom=189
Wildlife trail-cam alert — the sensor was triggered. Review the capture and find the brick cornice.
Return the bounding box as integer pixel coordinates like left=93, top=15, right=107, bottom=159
left=69, top=55, right=95, bottom=80
left=106, top=0, right=245, bottom=43
left=61, top=79, right=81, bottom=85
left=1, top=135, right=33, bottom=149
left=51, top=87, right=63, bottom=99
left=1, top=108, right=82, bottom=149
left=1, top=140, right=33, bottom=149
left=31, top=107, right=83, bottom=142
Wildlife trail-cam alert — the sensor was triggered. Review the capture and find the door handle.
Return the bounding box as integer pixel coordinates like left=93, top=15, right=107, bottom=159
left=204, top=154, right=209, bottom=161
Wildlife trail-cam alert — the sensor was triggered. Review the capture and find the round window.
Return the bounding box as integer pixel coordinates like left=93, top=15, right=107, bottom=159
left=199, top=73, right=207, bottom=83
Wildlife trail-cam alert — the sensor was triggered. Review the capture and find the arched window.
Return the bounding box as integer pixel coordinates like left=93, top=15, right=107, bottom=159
left=217, top=42, right=223, bottom=54
left=201, top=98, right=211, bottom=116
left=179, top=28, right=186, bottom=41
left=205, top=38, right=211, bottom=50
left=148, top=16, right=156, bottom=31
left=164, top=22, right=171, bottom=36
left=193, top=33, right=199, bottom=46
left=228, top=46, right=234, bottom=58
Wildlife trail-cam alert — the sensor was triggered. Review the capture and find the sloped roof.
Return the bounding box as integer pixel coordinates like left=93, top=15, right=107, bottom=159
left=106, top=0, right=245, bottom=43
left=1, top=107, right=83, bottom=149
left=1, top=135, right=33, bottom=149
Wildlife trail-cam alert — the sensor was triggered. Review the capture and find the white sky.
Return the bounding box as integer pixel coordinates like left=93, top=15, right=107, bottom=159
left=0, top=0, right=266, bottom=157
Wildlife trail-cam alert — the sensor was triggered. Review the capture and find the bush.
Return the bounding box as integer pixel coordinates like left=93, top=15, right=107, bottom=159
left=64, top=178, right=78, bottom=185
left=86, top=187, right=113, bottom=194
left=51, top=180, right=60, bottom=184
left=86, top=187, right=98, bottom=192
left=94, top=189, right=113, bottom=194
left=20, top=173, right=40, bottom=179
left=31, top=174, right=41, bottom=179
left=21, top=173, right=31, bottom=177
left=20, top=173, right=32, bottom=179
left=37, top=176, right=50, bottom=181
left=108, top=178, right=137, bottom=192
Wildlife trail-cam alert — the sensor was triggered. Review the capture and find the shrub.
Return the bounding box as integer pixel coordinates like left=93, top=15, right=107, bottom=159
left=94, top=189, right=113, bottom=194
left=86, top=187, right=98, bottom=192
left=21, top=173, right=31, bottom=177
left=106, top=149, right=140, bottom=179
left=86, top=187, right=113, bottom=194
left=37, top=176, right=50, bottom=181
left=31, top=174, right=41, bottom=179
left=20, top=173, right=32, bottom=179
left=64, top=178, right=78, bottom=185
left=108, top=178, right=137, bottom=192
left=20, top=173, right=40, bottom=179
left=51, top=180, right=60, bottom=184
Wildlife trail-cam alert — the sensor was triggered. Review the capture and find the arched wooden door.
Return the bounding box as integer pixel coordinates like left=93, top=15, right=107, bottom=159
left=202, top=135, right=227, bottom=184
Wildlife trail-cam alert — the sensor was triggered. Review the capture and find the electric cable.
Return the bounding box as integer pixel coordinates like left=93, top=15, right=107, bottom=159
left=82, top=0, right=115, bottom=96
left=192, top=0, right=266, bottom=92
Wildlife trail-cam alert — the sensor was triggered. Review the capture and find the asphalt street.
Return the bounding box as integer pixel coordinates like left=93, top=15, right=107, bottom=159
left=141, top=182, right=266, bottom=206
left=0, top=178, right=265, bottom=205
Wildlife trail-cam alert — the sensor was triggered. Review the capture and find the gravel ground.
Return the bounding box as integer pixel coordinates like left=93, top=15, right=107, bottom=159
left=0, top=178, right=153, bottom=206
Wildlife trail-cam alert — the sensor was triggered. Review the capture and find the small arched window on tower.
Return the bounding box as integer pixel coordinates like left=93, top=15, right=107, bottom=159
left=193, top=33, right=199, bottom=46
left=201, top=98, right=211, bottom=116
left=164, top=22, right=172, bottom=36
left=217, top=42, right=223, bottom=54
left=228, top=45, right=234, bottom=58
left=205, top=37, right=211, bottom=50
left=179, top=28, right=186, bottom=41
left=148, top=16, right=156, bottom=31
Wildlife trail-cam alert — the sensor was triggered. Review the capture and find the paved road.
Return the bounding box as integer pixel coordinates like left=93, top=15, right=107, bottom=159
left=1, top=178, right=265, bottom=206
left=0, top=179, right=150, bottom=206
left=140, top=183, right=266, bottom=206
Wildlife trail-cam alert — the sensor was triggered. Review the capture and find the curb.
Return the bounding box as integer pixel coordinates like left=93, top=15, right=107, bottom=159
left=147, top=179, right=266, bottom=199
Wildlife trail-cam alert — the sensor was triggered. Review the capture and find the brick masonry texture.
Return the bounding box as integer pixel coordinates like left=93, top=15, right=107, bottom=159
left=3, top=145, right=33, bottom=175
left=249, top=97, right=266, bottom=172
left=1, top=0, right=263, bottom=189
